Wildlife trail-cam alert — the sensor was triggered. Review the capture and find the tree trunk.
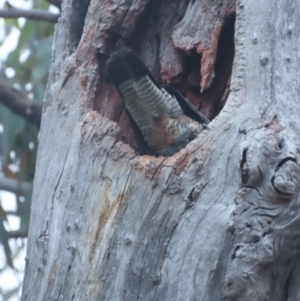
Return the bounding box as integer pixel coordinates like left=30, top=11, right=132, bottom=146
left=22, top=0, right=300, bottom=300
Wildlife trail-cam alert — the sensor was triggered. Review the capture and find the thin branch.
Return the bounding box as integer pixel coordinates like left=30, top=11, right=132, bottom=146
left=5, top=211, right=19, bottom=216
left=0, top=7, right=59, bottom=23
left=0, top=80, right=42, bottom=128
left=8, top=230, right=28, bottom=238
left=46, top=0, right=62, bottom=10
left=0, top=177, right=32, bottom=195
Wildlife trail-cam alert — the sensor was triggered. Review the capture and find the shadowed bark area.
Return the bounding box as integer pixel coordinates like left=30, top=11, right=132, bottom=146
left=22, top=0, right=300, bottom=301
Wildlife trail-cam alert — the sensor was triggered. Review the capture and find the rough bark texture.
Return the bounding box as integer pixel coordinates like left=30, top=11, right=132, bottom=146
left=22, top=0, right=300, bottom=301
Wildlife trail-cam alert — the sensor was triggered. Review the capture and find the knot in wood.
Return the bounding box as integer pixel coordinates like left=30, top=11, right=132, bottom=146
left=271, top=158, right=300, bottom=197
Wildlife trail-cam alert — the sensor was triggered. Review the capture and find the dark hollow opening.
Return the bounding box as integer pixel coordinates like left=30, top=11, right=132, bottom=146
left=94, top=11, right=236, bottom=156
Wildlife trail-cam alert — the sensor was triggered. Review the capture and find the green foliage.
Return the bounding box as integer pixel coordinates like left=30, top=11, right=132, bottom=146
left=0, top=0, right=57, bottom=298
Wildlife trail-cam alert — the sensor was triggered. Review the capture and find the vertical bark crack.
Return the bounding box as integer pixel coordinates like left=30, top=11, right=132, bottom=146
left=240, top=148, right=249, bottom=184
left=68, top=0, right=90, bottom=51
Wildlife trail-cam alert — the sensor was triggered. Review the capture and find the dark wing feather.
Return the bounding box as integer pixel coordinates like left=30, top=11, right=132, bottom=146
left=162, top=84, right=210, bottom=125
left=125, top=109, right=154, bottom=156
left=95, top=52, right=110, bottom=62
left=106, top=47, right=161, bottom=89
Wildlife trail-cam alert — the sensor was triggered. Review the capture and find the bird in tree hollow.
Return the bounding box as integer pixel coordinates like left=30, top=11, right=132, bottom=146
left=98, top=40, right=210, bottom=157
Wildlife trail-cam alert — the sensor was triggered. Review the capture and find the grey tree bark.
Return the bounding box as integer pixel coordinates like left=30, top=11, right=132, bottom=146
left=21, top=0, right=300, bottom=300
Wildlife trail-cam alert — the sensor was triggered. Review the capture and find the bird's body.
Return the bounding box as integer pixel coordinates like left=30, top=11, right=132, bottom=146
left=102, top=42, right=209, bottom=156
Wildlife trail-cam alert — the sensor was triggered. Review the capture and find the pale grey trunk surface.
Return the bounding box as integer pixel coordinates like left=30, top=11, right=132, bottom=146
left=22, top=0, right=300, bottom=300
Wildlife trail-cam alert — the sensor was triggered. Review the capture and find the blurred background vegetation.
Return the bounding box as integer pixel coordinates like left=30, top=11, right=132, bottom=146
left=0, top=0, right=60, bottom=299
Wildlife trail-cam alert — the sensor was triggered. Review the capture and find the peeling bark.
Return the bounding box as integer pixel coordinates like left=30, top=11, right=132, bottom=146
left=22, top=0, right=300, bottom=301
left=172, top=0, right=235, bottom=91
